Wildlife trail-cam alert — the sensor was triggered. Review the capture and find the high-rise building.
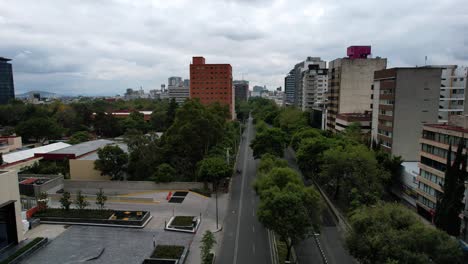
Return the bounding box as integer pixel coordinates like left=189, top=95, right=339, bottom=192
left=0, top=57, right=15, bottom=104
left=326, top=46, right=387, bottom=131
left=301, top=58, right=327, bottom=111
left=233, top=80, right=249, bottom=102
left=168, top=85, right=189, bottom=104
left=189, top=56, right=234, bottom=119
left=435, top=65, right=468, bottom=123
left=293, top=57, right=323, bottom=108
left=184, top=79, right=190, bottom=88
left=371, top=67, right=442, bottom=161
left=168, top=76, right=183, bottom=87
left=415, top=115, right=468, bottom=230
left=284, top=69, right=295, bottom=105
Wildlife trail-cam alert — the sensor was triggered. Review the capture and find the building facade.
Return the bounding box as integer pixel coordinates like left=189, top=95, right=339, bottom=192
left=371, top=67, right=442, bottom=161
left=0, top=57, right=15, bottom=104
left=168, top=76, right=183, bottom=87
left=0, top=170, right=24, bottom=250
left=335, top=112, right=371, bottom=133
left=189, top=56, right=234, bottom=119
left=301, top=59, right=328, bottom=111
left=437, top=65, right=468, bottom=123
left=326, top=46, right=387, bottom=131
left=284, top=69, right=295, bottom=105
left=233, top=80, right=249, bottom=102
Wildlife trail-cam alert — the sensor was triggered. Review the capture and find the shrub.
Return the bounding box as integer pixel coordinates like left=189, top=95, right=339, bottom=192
left=151, top=245, right=184, bottom=259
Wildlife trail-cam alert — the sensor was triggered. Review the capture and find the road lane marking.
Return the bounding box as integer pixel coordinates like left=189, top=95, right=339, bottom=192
left=252, top=225, right=255, bottom=233
left=233, top=116, right=251, bottom=264
left=252, top=208, right=255, bottom=217
left=252, top=243, right=256, bottom=254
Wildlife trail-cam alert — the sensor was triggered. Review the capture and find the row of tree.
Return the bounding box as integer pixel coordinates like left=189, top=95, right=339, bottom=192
left=93, top=99, right=239, bottom=183
left=254, top=154, right=323, bottom=261
left=249, top=99, right=465, bottom=263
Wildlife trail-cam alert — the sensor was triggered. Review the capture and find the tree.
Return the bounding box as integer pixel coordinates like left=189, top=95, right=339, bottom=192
left=342, top=122, right=364, bottom=143
left=68, top=131, right=92, bottom=144
left=319, top=144, right=388, bottom=209
left=74, top=190, right=89, bottom=209
left=435, top=141, right=468, bottom=236
left=290, top=128, right=323, bottom=151
left=37, top=192, right=49, bottom=212
left=15, top=117, right=63, bottom=143
left=151, top=163, right=175, bottom=183
left=254, top=167, right=302, bottom=196
left=347, top=203, right=463, bottom=264
left=296, top=136, right=333, bottom=178
left=258, top=188, right=312, bottom=261
left=200, top=230, right=216, bottom=264
left=120, top=111, right=148, bottom=134
left=274, top=107, right=308, bottom=137
left=93, top=112, right=122, bottom=138
left=257, top=154, right=289, bottom=176
left=60, top=191, right=72, bottom=210
left=95, top=145, right=128, bottom=180
left=150, top=110, right=167, bottom=132
left=197, top=156, right=231, bottom=189
left=250, top=127, right=286, bottom=159
left=95, top=188, right=107, bottom=210
left=166, top=98, right=178, bottom=127
left=235, top=101, right=250, bottom=122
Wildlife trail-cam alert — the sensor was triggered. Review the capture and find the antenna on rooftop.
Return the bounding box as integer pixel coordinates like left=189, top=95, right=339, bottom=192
left=425, top=56, right=427, bottom=66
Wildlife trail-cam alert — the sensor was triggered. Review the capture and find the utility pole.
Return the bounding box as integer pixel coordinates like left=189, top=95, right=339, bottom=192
left=215, top=183, right=219, bottom=230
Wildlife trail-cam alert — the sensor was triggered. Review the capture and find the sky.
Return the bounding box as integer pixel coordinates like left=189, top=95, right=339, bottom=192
left=1, top=0, right=467, bottom=96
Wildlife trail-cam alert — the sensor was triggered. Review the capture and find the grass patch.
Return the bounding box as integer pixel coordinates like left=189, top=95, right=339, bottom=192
left=190, top=188, right=212, bottom=197
left=276, top=237, right=288, bottom=264
left=35, top=208, right=114, bottom=219
left=151, top=245, right=184, bottom=259
left=0, top=237, right=44, bottom=264
left=171, top=216, right=195, bottom=227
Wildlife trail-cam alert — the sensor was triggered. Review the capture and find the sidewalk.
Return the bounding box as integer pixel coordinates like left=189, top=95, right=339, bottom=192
left=185, top=191, right=229, bottom=264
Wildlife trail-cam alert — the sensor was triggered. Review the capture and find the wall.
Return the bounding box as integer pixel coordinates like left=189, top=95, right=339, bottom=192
left=69, top=159, right=110, bottom=181
left=18, top=174, right=64, bottom=197
left=64, top=180, right=205, bottom=195
left=393, top=68, right=441, bottom=161
left=339, top=58, right=387, bottom=114
left=0, top=170, right=24, bottom=243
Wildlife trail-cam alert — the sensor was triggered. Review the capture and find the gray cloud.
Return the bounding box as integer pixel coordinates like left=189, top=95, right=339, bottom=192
left=0, top=0, right=467, bottom=95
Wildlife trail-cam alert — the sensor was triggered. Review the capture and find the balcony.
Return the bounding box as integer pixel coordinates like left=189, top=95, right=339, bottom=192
left=378, top=124, right=393, bottom=132
left=378, top=114, right=393, bottom=121
left=379, top=104, right=393, bottom=110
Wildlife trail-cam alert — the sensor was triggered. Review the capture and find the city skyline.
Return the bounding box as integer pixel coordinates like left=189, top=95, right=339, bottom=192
left=1, top=0, right=467, bottom=95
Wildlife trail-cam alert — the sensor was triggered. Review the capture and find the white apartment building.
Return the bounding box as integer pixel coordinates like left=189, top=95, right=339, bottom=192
left=301, top=60, right=328, bottom=111
left=437, top=65, right=468, bottom=123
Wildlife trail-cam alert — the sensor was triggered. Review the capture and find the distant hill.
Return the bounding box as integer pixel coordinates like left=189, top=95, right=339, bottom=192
left=15, top=91, right=62, bottom=99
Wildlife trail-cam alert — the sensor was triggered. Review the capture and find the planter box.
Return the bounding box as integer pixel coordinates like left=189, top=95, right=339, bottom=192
left=3, top=237, right=48, bottom=264
left=142, top=246, right=189, bottom=264
left=36, top=210, right=151, bottom=228
left=165, top=216, right=200, bottom=233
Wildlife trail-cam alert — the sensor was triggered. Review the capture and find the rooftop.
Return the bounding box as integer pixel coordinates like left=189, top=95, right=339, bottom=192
left=0, top=57, right=12, bottom=62
left=2, top=142, right=71, bottom=164
left=40, top=139, right=114, bottom=158
left=78, top=143, right=128, bottom=160
left=424, top=124, right=468, bottom=134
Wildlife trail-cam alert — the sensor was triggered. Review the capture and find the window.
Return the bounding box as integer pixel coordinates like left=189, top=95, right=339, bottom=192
left=420, top=169, right=444, bottom=185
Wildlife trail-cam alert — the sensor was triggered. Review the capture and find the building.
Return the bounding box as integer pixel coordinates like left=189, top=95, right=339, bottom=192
left=92, top=110, right=153, bottom=121
left=0, top=142, right=71, bottom=171
left=0, top=170, right=24, bottom=250
left=284, top=69, right=295, bottom=105
left=293, top=57, right=324, bottom=108
left=124, top=87, right=147, bottom=100
left=0, top=136, right=22, bottom=154
left=69, top=142, right=128, bottom=181
left=233, top=80, right=249, bottom=102
left=168, top=77, right=183, bottom=87
left=335, top=112, right=371, bottom=133
left=371, top=67, right=442, bottom=161
left=189, top=56, right=234, bottom=119
left=0, top=57, right=15, bottom=104
left=436, top=65, right=468, bottom=123
left=183, top=79, right=190, bottom=88
left=168, top=84, right=189, bottom=104
left=326, top=46, right=387, bottom=131
left=301, top=59, right=328, bottom=111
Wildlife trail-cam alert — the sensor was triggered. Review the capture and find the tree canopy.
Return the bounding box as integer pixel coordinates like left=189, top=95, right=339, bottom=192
left=95, top=145, right=128, bottom=180
left=250, top=127, right=286, bottom=159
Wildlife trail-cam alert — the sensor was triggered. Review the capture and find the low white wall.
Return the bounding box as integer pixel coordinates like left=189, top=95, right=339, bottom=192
left=64, top=180, right=205, bottom=195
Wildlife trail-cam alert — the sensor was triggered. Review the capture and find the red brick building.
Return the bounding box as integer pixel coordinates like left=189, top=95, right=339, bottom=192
left=189, top=56, right=234, bottom=119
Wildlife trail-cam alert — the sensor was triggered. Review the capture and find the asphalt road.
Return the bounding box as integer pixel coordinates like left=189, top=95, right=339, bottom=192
left=217, top=116, right=273, bottom=264
left=284, top=148, right=356, bottom=264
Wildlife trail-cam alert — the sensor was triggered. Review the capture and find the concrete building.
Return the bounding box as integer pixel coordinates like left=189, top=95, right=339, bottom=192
left=301, top=59, right=328, bottom=111
left=294, top=57, right=324, bottom=108
left=168, top=85, right=189, bottom=104
left=326, top=46, right=387, bottom=131
left=189, top=56, right=234, bottom=119
left=0, top=136, right=22, bottom=154
left=284, top=69, right=295, bottom=105
left=168, top=77, right=183, bottom=87
left=371, top=67, right=442, bottom=161
left=335, top=112, right=371, bottom=133
left=0, top=170, right=24, bottom=250
left=436, top=65, right=468, bottom=123
left=69, top=142, right=128, bottom=181
left=0, top=57, right=15, bottom=104
left=233, top=80, right=249, bottom=102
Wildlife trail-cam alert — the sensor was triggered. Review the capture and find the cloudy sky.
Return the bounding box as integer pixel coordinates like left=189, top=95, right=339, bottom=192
left=1, top=0, right=467, bottom=96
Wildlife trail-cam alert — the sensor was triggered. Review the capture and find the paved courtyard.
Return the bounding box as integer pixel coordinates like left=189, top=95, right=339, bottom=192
left=24, top=226, right=193, bottom=264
